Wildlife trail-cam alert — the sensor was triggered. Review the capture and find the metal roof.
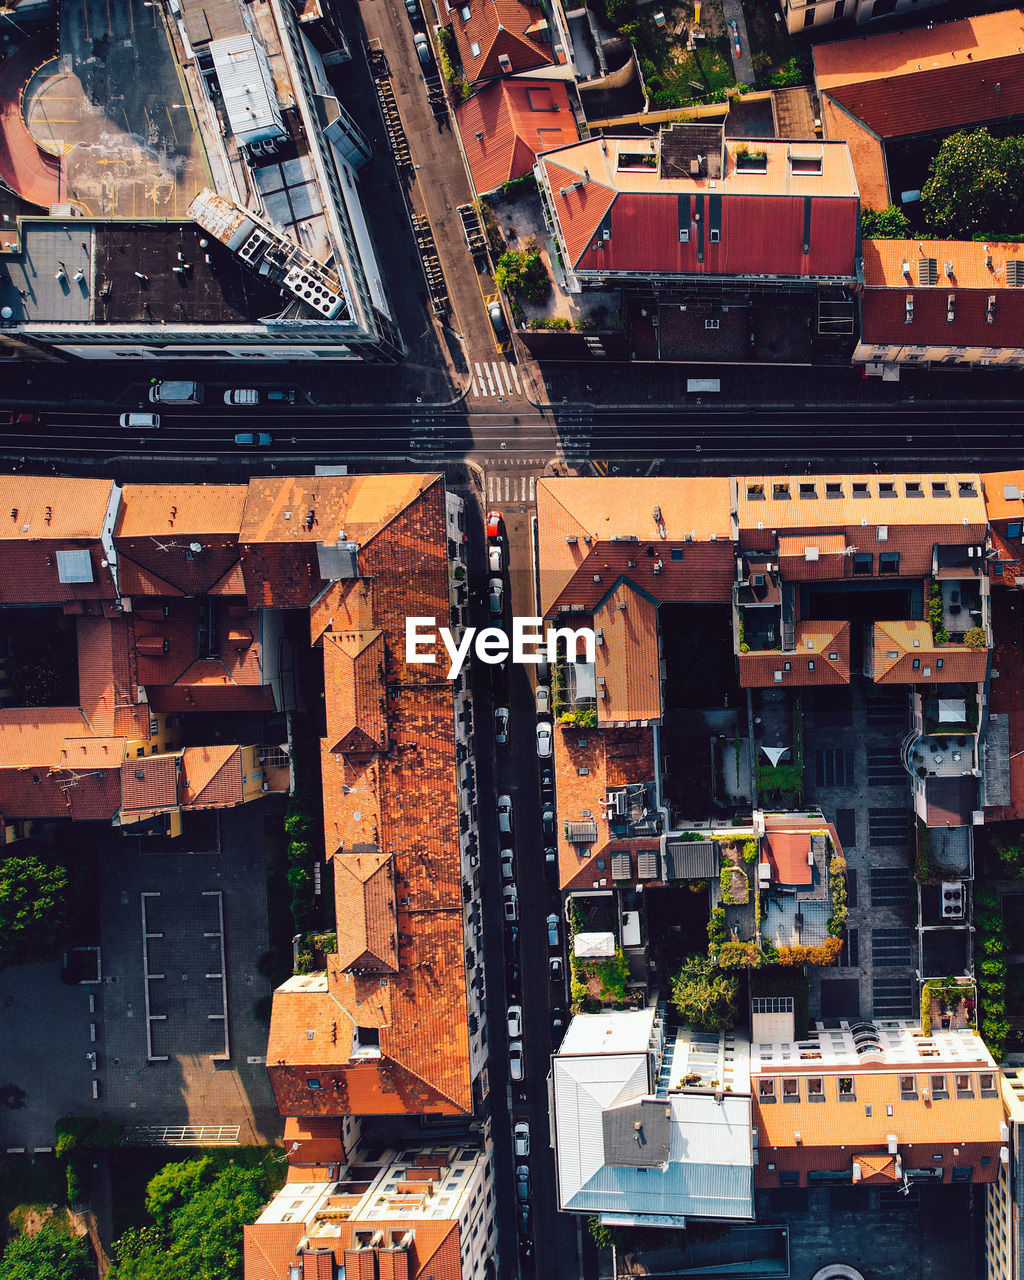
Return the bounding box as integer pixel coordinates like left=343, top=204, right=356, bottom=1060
left=210, top=34, right=286, bottom=147
left=664, top=839, right=717, bottom=880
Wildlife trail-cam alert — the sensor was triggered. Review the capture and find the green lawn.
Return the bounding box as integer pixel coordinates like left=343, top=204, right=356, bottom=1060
left=0, top=1154, right=67, bottom=1243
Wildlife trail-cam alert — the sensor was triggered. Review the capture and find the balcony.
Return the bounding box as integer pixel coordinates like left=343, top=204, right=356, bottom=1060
left=901, top=731, right=976, bottom=780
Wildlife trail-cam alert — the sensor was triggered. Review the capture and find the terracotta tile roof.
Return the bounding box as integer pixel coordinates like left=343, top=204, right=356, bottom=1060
left=762, top=830, right=814, bottom=886
left=147, top=684, right=276, bottom=713
left=540, top=138, right=859, bottom=277
left=243, top=1221, right=305, bottom=1280
left=450, top=0, right=555, bottom=84
left=739, top=473, right=987, bottom=533
left=456, top=79, right=576, bottom=195
left=814, top=11, right=1024, bottom=138
left=853, top=1152, right=899, bottom=1184
left=268, top=477, right=474, bottom=1118
left=240, top=475, right=436, bottom=609
left=311, top=579, right=375, bottom=648
left=181, top=744, right=243, bottom=808
left=120, top=753, right=180, bottom=814
left=116, top=484, right=247, bottom=537
left=820, top=96, right=889, bottom=210
left=0, top=476, right=114, bottom=542
left=115, top=484, right=246, bottom=596
left=131, top=598, right=264, bottom=693
left=0, top=707, right=95, bottom=768
left=334, top=851, right=399, bottom=973
left=871, top=621, right=988, bottom=684
left=537, top=477, right=733, bottom=616
left=739, top=621, right=850, bottom=688
left=245, top=1220, right=461, bottom=1280
left=777, top=533, right=849, bottom=581
left=593, top=583, right=660, bottom=725
left=282, top=1116, right=347, bottom=1167
left=323, top=630, right=388, bottom=753
left=76, top=616, right=151, bottom=740
left=982, top=470, right=1024, bottom=522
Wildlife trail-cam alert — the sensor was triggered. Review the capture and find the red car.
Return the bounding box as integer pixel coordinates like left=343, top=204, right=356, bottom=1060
left=486, top=510, right=503, bottom=540
left=0, top=410, right=41, bottom=427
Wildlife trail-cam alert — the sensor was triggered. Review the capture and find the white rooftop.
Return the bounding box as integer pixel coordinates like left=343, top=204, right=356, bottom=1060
left=559, top=1007, right=656, bottom=1057
left=751, top=1020, right=995, bottom=1072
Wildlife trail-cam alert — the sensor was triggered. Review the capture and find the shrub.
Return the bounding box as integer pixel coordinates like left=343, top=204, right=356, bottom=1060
left=928, top=581, right=948, bottom=644
left=861, top=205, right=912, bottom=239
left=716, top=940, right=764, bottom=969
left=775, top=938, right=843, bottom=967
left=742, top=839, right=758, bottom=864
left=964, top=626, right=987, bottom=649
left=707, top=905, right=727, bottom=951
left=671, top=954, right=739, bottom=1029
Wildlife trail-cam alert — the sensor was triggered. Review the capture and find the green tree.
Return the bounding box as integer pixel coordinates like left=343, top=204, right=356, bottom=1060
left=860, top=205, right=911, bottom=239
left=107, top=1227, right=182, bottom=1280
left=145, top=1156, right=213, bottom=1229
left=0, top=1225, right=90, bottom=1280
left=169, top=1164, right=272, bottom=1280
left=0, top=856, right=70, bottom=968
left=921, top=129, right=1024, bottom=236
left=670, top=954, right=739, bottom=1029
left=493, top=247, right=552, bottom=306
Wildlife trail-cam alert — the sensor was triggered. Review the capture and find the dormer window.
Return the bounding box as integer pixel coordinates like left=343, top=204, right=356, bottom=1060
left=799, top=482, right=817, bottom=499
left=932, top=481, right=950, bottom=497
left=852, top=482, right=870, bottom=498
left=826, top=482, right=843, bottom=499
left=906, top=480, right=923, bottom=496
left=773, top=482, right=790, bottom=499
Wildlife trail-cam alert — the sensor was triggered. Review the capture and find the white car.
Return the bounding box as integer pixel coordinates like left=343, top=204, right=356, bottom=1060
left=509, top=1040, right=524, bottom=1081
left=489, top=545, right=503, bottom=573
left=488, top=578, right=504, bottom=617
left=507, top=1005, right=523, bottom=1038
left=494, top=707, right=509, bottom=745
left=536, top=722, right=552, bottom=759
left=535, top=685, right=550, bottom=715
left=503, top=884, right=519, bottom=922
left=497, top=794, right=513, bottom=835
left=120, top=412, right=160, bottom=429
left=224, top=388, right=259, bottom=405
left=514, top=1120, right=530, bottom=1157
left=500, top=849, right=515, bottom=881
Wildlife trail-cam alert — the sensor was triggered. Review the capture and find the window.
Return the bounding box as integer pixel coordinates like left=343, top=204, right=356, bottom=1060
left=808, top=660, right=815, bottom=671
left=826, top=482, right=843, bottom=499
left=853, top=553, right=873, bottom=577
left=671, top=548, right=683, bottom=561
left=905, top=480, right=923, bottom=496
left=936, top=658, right=943, bottom=669
left=912, top=658, right=920, bottom=670
left=780, top=1170, right=800, bottom=1186
left=803, top=6, right=815, bottom=24
left=980, top=1073, right=997, bottom=1096
left=956, top=1073, right=973, bottom=1097
left=759, top=1078, right=776, bottom=1101
left=1008, top=522, right=1022, bottom=540
left=774, top=482, right=790, bottom=498
left=930, top=1074, right=948, bottom=1098
left=879, top=481, right=896, bottom=497
left=852, top=482, right=870, bottom=498
left=709, top=229, right=720, bottom=243
left=877, top=524, right=888, bottom=541
left=307, top=1078, right=321, bottom=1089
left=808, top=1077, right=824, bottom=1100
left=833, top=0, right=844, bottom=15
left=470, top=40, right=480, bottom=55
left=879, top=552, right=900, bottom=574
left=784, top=661, right=792, bottom=671
left=838, top=1076, right=855, bottom=1100
left=800, top=483, right=817, bottom=499
left=953, top=1166, right=972, bottom=1182
left=959, top=481, right=977, bottom=497
left=828, top=652, right=839, bottom=660
left=783, top=1078, right=800, bottom=1101
left=932, top=481, right=950, bottom=497
left=981, top=1155, right=992, bottom=1167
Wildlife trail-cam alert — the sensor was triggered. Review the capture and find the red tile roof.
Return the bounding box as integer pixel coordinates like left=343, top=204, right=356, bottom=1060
left=77, top=616, right=151, bottom=740
left=449, top=0, right=555, bottom=84
left=456, top=80, right=576, bottom=195
left=147, top=684, right=276, bottom=713
left=181, top=744, right=243, bottom=808
left=120, top=753, right=179, bottom=814
left=871, top=621, right=988, bottom=684
left=762, top=829, right=814, bottom=886
left=820, top=97, right=890, bottom=210
left=323, top=630, right=388, bottom=754
left=593, top=583, right=661, bottom=724
left=333, top=851, right=399, bottom=973
left=115, top=484, right=246, bottom=596
left=739, top=622, right=851, bottom=688
left=244, top=1219, right=461, bottom=1280
left=0, top=477, right=117, bottom=604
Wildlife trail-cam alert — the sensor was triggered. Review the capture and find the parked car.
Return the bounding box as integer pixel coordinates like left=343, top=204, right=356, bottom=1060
left=486, top=510, right=503, bottom=540
left=507, top=1005, right=523, bottom=1038
left=266, top=389, right=296, bottom=403
left=549, top=955, right=563, bottom=984
left=488, top=544, right=503, bottom=573
left=541, top=806, right=555, bottom=839
left=546, top=913, right=560, bottom=947
left=506, top=955, right=521, bottom=995
left=500, top=849, right=515, bottom=882
left=488, top=577, right=503, bottom=617
left=539, top=768, right=554, bottom=803
left=405, top=0, right=419, bottom=19
left=518, top=1204, right=531, bottom=1239
left=497, top=794, right=513, bottom=835
left=494, top=707, right=509, bottom=745
left=224, top=388, right=259, bottom=405
left=488, top=300, right=508, bottom=338
left=0, top=410, right=41, bottom=427
left=514, top=1120, right=531, bottom=1157
left=536, top=721, right=552, bottom=759
left=535, top=684, right=550, bottom=715
left=537, top=657, right=551, bottom=683
left=509, top=1040, right=524, bottom=1081
left=503, top=884, right=519, bottom=922
left=413, top=31, right=431, bottom=66
left=545, top=847, right=557, bottom=878
left=120, top=411, right=159, bottom=429
left=551, top=1007, right=565, bottom=1046
left=516, top=1165, right=530, bottom=1202
left=234, top=432, right=271, bottom=447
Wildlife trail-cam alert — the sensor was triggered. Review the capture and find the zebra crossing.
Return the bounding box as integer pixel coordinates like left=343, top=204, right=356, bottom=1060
left=485, top=472, right=537, bottom=504
left=468, top=359, right=522, bottom=399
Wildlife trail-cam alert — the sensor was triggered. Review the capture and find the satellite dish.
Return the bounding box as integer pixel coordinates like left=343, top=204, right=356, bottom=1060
left=0, top=306, right=12, bottom=320
left=189, top=541, right=203, bottom=553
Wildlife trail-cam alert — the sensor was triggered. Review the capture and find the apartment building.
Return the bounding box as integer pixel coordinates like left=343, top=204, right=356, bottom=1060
left=245, top=1139, right=495, bottom=1280
left=856, top=241, right=1024, bottom=373
left=0, top=0, right=401, bottom=362
left=253, top=474, right=488, bottom=1120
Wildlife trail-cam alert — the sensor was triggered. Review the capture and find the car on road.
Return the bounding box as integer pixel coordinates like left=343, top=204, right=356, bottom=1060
left=488, top=300, right=508, bottom=339
left=486, top=510, right=503, bottom=540
left=539, top=768, right=554, bottom=803
left=546, top=913, right=560, bottom=947
left=0, top=410, right=41, bottom=427
left=536, top=721, right=552, bottom=759
left=488, top=577, right=503, bottom=617
left=497, top=794, right=513, bottom=834
left=267, top=389, right=296, bottom=403
left=405, top=0, right=419, bottom=18
left=514, top=1120, right=530, bottom=1157
left=541, top=806, right=555, bottom=839
left=507, top=1005, right=523, bottom=1038
left=516, top=1164, right=530, bottom=1202
left=535, top=684, right=550, bottom=715
left=551, top=1006, right=565, bottom=1044
left=509, top=1040, right=524, bottom=1081
left=518, top=1203, right=531, bottom=1238
left=505, top=955, right=521, bottom=995
left=494, top=706, right=509, bottom=745
left=224, top=388, right=259, bottom=405
left=120, top=412, right=160, bottom=429
left=537, top=656, right=551, bottom=683
left=488, top=545, right=503, bottom=573
left=503, top=884, right=519, bottom=922
left=549, top=955, right=564, bottom=984
left=234, top=432, right=271, bottom=447
left=500, top=849, right=515, bottom=882
left=413, top=31, right=432, bottom=66
left=545, top=847, right=557, bottom=878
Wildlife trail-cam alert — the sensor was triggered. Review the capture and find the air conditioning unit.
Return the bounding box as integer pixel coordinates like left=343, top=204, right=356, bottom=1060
left=941, top=881, right=965, bottom=920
